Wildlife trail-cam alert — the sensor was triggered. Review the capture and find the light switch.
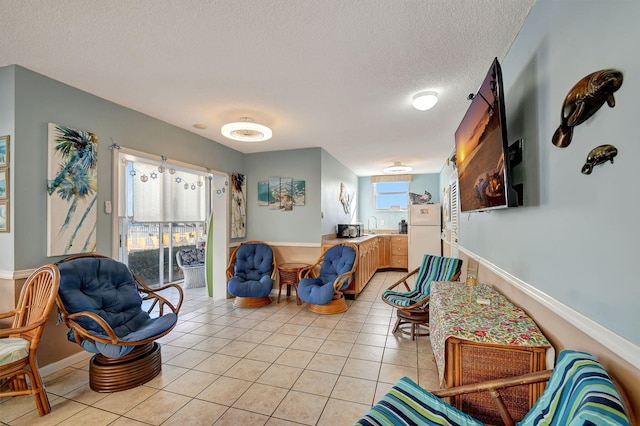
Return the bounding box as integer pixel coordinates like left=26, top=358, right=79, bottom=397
left=104, top=200, right=112, bottom=214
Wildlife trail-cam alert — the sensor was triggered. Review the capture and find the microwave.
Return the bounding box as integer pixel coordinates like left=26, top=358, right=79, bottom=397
left=337, top=224, right=361, bottom=238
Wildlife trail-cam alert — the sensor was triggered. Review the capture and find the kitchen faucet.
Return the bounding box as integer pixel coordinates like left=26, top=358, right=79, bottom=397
left=367, top=216, right=377, bottom=234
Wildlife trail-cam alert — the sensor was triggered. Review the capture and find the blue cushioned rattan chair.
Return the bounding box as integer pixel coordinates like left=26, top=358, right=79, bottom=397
left=297, top=242, right=358, bottom=314
left=226, top=240, right=277, bottom=308
left=382, top=254, right=462, bottom=339
left=356, top=350, right=634, bottom=426
left=55, top=254, right=183, bottom=392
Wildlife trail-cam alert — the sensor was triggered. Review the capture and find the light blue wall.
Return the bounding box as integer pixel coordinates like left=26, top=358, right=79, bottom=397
left=0, top=67, right=15, bottom=271
left=320, top=150, right=359, bottom=236
left=358, top=173, right=440, bottom=232
left=245, top=148, right=322, bottom=242
left=458, top=1, right=640, bottom=344
left=8, top=65, right=244, bottom=270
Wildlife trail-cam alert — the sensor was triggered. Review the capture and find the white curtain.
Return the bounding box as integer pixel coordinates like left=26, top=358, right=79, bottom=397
left=132, top=162, right=206, bottom=222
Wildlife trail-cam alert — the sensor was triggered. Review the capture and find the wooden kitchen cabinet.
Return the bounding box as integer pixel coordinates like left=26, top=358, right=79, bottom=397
left=351, top=237, right=378, bottom=295
left=378, top=236, right=391, bottom=268
left=390, top=235, right=407, bottom=269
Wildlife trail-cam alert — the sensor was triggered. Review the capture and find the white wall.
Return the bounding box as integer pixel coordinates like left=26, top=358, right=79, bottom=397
left=458, top=1, right=640, bottom=345
left=0, top=67, right=15, bottom=272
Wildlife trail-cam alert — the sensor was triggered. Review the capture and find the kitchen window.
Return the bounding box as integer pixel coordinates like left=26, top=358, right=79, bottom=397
left=374, top=180, right=409, bottom=210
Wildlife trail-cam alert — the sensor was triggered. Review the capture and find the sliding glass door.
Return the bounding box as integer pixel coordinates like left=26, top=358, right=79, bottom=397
left=118, top=153, right=209, bottom=287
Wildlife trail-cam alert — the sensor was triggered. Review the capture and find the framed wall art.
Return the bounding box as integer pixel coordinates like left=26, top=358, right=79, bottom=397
left=261, top=177, right=305, bottom=209
left=0, top=201, right=8, bottom=232
left=0, top=135, right=8, bottom=167
left=230, top=172, right=246, bottom=238
left=0, top=168, right=7, bottom=200
left=257, top=181, right=269, bottom=206
left=293, top=180, right=305, bottom=206
left=47, top=123, right=98, bottom=256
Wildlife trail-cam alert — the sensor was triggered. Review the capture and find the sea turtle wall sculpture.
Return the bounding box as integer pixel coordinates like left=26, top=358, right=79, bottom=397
left=552, top=69, right=623, bottom=148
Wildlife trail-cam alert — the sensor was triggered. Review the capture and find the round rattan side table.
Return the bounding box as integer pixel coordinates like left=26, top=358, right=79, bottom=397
left=277, top=263, right=308, bottom=305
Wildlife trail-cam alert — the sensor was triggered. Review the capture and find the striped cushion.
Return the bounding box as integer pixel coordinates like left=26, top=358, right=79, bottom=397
left=356, top=377, right=483, bottom=426
left=0, top=337, right=30, bottom=366
left=517, top=350, right=630, bottom=425
left=382, top=255, right=463, bottom=307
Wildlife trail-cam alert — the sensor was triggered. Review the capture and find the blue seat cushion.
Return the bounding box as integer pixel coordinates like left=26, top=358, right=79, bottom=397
left=298, top=245, right=356, bottom=306
left=227, top=243, right=274, bottom=298
left=356, top=376, right=483, bottom=426
left=297, top=277, right=335, bottom=305
left=228, top=275, right=273, bottom=298
left=57, top=257, right=178, bottom=358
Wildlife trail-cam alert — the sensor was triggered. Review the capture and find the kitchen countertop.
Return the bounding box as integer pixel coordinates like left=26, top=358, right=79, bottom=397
left=323, top=233, right=407, bottom=244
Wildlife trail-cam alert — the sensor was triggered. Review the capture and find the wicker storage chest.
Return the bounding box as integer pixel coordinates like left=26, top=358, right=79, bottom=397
left=430, top=281, right=553, bottom=424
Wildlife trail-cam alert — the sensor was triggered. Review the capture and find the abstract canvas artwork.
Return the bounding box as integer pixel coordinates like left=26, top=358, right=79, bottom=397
left=47, top=123, right=98, bottom=256
left=231, top=172, right=246, bottom=238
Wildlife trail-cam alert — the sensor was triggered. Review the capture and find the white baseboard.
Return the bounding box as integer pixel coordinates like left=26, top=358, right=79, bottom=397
left=460, top=246, right=640, bottom=370
left=39, top=351, right=92, bottom=377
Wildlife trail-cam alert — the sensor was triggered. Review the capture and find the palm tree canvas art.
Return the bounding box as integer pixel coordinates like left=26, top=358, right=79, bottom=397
left=46, top=123, right=98, bottom=256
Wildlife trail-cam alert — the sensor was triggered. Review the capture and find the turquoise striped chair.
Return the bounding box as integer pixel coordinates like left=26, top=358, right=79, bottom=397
left=356, top=350, right=632, bottom=426
left=381, top=254, right=462, bottom=339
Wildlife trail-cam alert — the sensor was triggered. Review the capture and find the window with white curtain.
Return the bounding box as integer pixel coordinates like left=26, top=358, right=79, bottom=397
left=132, top=161, right=207, bottom=223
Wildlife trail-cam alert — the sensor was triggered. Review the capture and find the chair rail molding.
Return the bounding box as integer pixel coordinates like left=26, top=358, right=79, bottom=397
left=460, top=246, right=640, bottom=370
left=0, top=268, right=36, bottom=280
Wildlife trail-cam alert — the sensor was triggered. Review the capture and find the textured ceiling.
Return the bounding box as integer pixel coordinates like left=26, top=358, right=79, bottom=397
left=0, top=0, right=535, bottom=176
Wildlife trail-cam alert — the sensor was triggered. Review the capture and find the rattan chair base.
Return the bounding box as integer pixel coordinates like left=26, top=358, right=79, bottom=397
left=307, top=297, right=348, bottom=314
left=233, top=296, right=271, bottom=308
left=90, top=342, right=162, bottom=392
left=393, top=310, right=430, bottom=340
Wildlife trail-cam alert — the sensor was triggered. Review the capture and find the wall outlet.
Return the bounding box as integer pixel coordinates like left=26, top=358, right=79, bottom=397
left=380, top=220, right=385, bottom=226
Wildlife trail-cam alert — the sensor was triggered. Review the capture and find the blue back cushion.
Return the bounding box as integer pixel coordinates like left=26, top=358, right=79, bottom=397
left=57, top=257, right=151, bottom=340
left=319, top=245, right=356, bottom=289
left=234, top=243, right=273, bottom=281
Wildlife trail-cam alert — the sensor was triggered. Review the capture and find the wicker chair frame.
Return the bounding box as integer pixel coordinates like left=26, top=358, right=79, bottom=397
left=0, top=265, right=59, bottom=416
left=431, top=368, right=635, bottom=426
left=382, top=257, right=461, bottom=339
left=298, top=242, right=358, bottom=314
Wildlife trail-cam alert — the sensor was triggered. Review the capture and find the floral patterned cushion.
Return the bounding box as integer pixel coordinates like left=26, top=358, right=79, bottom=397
left=177, top=248, right=205, bottom=268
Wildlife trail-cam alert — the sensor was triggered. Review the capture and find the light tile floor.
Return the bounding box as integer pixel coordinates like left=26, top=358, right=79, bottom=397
left=1, top=271, right=441, bottom=426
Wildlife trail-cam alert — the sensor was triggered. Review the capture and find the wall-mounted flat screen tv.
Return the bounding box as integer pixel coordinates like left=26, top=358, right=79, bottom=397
left=455, top=57, right=517, bottom=213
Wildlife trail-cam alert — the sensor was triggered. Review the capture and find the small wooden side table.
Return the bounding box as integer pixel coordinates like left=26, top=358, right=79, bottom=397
left=277, top=263, right=308, bottom=304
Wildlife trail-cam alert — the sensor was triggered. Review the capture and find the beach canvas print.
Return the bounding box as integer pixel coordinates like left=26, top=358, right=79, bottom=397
left=47, top=123, right=98, bottom=256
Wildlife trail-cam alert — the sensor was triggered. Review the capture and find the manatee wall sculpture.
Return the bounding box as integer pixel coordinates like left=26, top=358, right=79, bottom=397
left=552, top=69, right=623, bottom=148
left=581, top=144, right=618, bottom=175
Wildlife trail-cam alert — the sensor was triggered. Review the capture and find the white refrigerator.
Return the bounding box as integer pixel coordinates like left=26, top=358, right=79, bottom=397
left=408, top=204, right=442, bottom=271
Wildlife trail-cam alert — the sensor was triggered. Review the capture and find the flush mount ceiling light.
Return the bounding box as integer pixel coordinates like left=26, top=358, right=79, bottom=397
left=383, top=161, right=413, bottom=174
left=221, top=117, right=272, bottom=142
left=412, top=91, right=438, bottom=111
